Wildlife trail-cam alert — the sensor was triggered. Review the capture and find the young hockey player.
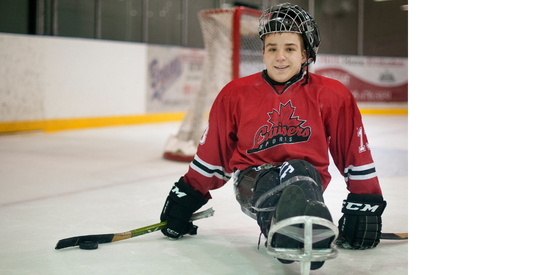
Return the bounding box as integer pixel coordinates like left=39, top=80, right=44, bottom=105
left=159, top=2, right=386, bottom=271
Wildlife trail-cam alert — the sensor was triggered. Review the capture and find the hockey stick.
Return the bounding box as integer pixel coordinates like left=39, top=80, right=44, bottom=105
left=55, top=207, right=215, bottom=250
left=381, top=232, right=408, bottom=240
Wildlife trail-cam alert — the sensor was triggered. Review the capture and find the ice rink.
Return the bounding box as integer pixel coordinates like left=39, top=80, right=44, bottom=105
left=0, top=115, right=407, bottom=275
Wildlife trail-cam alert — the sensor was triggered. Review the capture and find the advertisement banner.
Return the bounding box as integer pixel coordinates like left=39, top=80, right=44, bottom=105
left=146, top=46, right=408, bottom=114
left=146, top=46, right=205, bottom=113
left=314, top=55, right=408, bottom=102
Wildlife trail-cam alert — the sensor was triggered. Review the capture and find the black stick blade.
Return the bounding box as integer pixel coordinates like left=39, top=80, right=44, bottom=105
left=55, top=234, right=114, bottom=250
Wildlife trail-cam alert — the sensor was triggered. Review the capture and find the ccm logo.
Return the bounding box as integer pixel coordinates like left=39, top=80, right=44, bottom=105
left=171, top=186, right=187, bottom=198
left=345, top=202, right=379, bottom=212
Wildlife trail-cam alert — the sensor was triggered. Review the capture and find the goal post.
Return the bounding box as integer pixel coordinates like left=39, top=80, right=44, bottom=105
left=163, top=7, right=264, bottom=162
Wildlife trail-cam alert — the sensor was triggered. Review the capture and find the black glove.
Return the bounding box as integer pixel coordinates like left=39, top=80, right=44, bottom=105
left=160, top=177, right=207, bottom=239
left=335, top=193, right=387, bottom=249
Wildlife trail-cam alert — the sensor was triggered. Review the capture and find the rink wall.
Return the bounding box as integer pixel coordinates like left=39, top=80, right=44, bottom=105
left=0, top=33, right=158, bottom=133
left=0, top=33, right=406, bottom=134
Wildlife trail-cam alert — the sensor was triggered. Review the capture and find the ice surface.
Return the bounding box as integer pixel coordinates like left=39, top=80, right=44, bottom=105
left=0, top=115, right=407, bottom=275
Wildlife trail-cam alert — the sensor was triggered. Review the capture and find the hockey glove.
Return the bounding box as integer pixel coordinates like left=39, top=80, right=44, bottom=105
left=160, top=177, right=207, bottom=239
left=336, top=193, right=387, bottom=249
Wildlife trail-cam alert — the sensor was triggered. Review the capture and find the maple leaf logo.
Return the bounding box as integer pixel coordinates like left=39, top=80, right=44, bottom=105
left=267, top=101, right=305, bottom=128
left=247, top=100, right=311, bottom=154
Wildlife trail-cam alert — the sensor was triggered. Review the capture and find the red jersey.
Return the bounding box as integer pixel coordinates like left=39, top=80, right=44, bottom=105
left=183, top=71, right=382, bottom=199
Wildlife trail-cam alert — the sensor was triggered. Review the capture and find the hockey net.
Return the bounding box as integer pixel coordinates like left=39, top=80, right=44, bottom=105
left=163, top=7, right=264, bottom=162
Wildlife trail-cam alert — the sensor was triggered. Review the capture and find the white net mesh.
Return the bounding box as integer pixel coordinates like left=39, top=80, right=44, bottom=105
left=163, top=7, right=264, bottom=162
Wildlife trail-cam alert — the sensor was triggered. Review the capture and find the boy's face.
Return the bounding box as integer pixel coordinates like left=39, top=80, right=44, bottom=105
left=262, top=32, right=307, bottom=83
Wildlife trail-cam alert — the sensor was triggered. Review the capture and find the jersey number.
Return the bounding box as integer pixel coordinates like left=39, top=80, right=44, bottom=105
left=358, top=127, right=370, bottom=153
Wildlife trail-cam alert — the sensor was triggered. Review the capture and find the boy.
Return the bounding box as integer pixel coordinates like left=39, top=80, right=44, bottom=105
left=160, top=3, right=386, bottom=271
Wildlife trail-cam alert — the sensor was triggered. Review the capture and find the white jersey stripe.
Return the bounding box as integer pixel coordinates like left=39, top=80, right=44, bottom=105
left=344, top=163, right=377, bottom=182
left=190, top=155, right=232, bottom=181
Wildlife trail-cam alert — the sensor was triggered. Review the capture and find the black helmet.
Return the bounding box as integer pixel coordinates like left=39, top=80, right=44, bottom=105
left=259, top=3, right=321, bottom=67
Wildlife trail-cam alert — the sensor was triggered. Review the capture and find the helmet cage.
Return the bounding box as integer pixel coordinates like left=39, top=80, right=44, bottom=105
left=259, top=3, right=321, bottom=66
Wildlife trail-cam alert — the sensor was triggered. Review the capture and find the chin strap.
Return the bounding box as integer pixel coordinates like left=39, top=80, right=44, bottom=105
left=301, top=65, right=310, bottom=86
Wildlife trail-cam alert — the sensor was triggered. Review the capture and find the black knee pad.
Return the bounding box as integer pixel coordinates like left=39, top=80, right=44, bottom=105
left=279, top=159, right=324, bottom=202
left=279, top=160, right=321, bottom=182
left=250, top=165, right=282, bottom=236
left=252, top=166, right=281, bottom=207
